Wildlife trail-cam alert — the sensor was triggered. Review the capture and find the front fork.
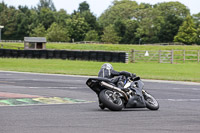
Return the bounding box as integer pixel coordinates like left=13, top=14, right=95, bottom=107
left=142, top=89, right=146, bottom=94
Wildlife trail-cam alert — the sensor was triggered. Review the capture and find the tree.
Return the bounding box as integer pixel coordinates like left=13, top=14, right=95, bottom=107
left=101, top=25, right=121, bottom=44
left=77, top=1, right=100, bottom=34
left=139, top=3, right=153, bottom=9
left=80, top=10, right=98, bottom=31
left=84, top=30, right=99, bottom=41
left=15, top=6, right=34, bottom=39
left=37, top=8, right=56, bottom=30
left=0, top=6, right=19, bottom=39
left=37, top=0, right=56, bottom=11
left=195, top=25, right=200, bottom=45
left=78, top=1, right=89, bottom=13
left=0, top=5, right=40, bottom=40
left=135, top=8, right=163, bottom=43
left=54, top=9, right=70, bottom=27
left=30, top=23, right=46, bottom=37
left=174, top=15, right=197, bottom=45
left=0, top=1, right=7, bottom=12
left=155, top=2, right=190, bottom=42
left=66, top=13, right=89, bottom=42
left=46, top=22, right=70, bottom=42
left=99, top=0, right=139, bottom=27
left=114, top=19, right=139, bottom=44
left=0, top=0, right=196, bottom=44
left=193, top=13, right=200, bottom=27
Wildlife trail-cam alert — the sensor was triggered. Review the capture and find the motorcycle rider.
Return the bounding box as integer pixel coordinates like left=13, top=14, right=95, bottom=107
left=98, top=63, right=136, bottom=90
left=98, top=63, right=136, bottom=109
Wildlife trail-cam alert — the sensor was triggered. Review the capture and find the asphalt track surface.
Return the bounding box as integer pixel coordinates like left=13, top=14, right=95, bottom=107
left=0, top=71, right=200, bottom=133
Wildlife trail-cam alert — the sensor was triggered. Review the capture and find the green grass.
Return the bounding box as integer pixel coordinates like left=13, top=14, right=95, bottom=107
left=44, top=43, right=200, bottom=51
left=2, top=42, right=200, bottom=51
left=0, top=58, right=200, bottom=82
left=0, top=43, right=24, bottom=50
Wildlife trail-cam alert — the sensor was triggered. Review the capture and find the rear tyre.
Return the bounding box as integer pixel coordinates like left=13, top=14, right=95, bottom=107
left=99, top=89, right=124, bottom=111
left=143, top=91, right=159, bottom=110
left=99, top=102, right=105, bottom=110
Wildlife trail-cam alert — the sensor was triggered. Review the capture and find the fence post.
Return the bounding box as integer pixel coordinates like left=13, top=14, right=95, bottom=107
left=125, top=53, right=129, bottom=64
left=133, top=49, right=135, bottom=63
left=130, top=49, right=135, bottom=63
left=130, top=49, right=133, bottom=63
left=183, top=50, right=185, bottom=63
left=198, top=50, right=200, bottom=63
left=171, top=50, right=174, bottom=64
left=158, top=50, right=161, bottom=63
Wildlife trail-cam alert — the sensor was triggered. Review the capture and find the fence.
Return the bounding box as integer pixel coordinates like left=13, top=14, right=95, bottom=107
left=0, top=49, right=128, bottom=63
left=130, top=49, right=200, bottom=64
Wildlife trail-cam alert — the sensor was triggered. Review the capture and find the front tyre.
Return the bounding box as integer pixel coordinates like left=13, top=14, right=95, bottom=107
left=99, top=89, right=124, bottom=111
left=143, top=91, right=159, bottom=110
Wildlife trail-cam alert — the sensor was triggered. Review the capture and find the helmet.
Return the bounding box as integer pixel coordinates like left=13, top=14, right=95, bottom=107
left=101, top=63, right=113, bottom=70
left=98, top=63, right=113, bottom=78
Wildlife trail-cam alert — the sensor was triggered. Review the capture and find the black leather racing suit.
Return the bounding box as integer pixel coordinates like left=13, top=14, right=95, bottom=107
left=108, top=70, right=135, bottom=89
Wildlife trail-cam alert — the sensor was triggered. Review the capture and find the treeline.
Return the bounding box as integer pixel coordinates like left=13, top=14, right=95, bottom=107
left=0, top=0, right=200, bottom=45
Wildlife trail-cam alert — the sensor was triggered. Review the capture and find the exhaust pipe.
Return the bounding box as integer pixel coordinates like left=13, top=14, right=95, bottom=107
left=100, top=81, right=129, bottom=101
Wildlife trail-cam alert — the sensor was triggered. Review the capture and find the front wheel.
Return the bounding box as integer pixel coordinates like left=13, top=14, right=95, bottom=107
left=99, top=89, right=124, bottom=111
left=143, top=90, right=159, bottom=110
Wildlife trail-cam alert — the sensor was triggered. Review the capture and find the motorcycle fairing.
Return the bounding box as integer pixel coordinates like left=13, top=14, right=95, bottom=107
left=126, top=95, right=146, bottom=108
left=126, top=80, right=146, bottom=108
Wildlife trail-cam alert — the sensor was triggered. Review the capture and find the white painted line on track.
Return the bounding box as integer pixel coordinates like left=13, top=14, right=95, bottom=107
left=28, top=87, right=82, bottom=89
left=143, top=79, right=200, bottom=86
left=0, top=70, right=93, bottom=78
left=158, top=99, right=200, bottom=102
left=1, top=70, right=200, bottom=85
left=149, top=87, right=200, bottom=91
left=172, top=88, right=200, bottom=91
left=1, top=78, right=83, bottom=82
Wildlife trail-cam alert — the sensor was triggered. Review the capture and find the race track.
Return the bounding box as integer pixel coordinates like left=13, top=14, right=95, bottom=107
left=0, top=71, right=200, bottom=133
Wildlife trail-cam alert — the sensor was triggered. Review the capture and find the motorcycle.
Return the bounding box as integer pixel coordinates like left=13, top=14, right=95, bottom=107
left=86, top=76, right=159, bottom=111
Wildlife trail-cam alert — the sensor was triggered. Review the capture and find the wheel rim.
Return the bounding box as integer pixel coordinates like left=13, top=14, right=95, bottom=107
left=145, top=92, right=158, bottom=107
left=104, top=90, right=122, bottom=106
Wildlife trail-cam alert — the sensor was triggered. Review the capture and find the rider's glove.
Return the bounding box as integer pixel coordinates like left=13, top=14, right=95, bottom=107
left=130, top=73, right=136, bottom=79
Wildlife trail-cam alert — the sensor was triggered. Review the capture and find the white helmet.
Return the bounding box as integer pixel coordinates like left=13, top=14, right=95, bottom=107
left=101, top=63, right=113, bottom=70
left=98, top=63, right=113, bottom=78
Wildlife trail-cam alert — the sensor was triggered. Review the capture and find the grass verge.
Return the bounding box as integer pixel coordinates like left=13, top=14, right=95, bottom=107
left=0, top=58, right=199, bottom=82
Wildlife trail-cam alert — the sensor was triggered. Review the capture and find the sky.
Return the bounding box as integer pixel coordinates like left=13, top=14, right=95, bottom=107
left=0, top=0, right=200, bottom=16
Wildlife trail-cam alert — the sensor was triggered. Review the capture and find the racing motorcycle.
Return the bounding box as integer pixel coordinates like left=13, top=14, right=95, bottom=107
left=86, top=76, right=159, bottom=111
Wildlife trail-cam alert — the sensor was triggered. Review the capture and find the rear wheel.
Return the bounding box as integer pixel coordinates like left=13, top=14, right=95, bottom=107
left=99, top=89, right=124, bottom=111
left=98, top=101, right=105, bottom=110
left=143, top=90, right=159, bottom=110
